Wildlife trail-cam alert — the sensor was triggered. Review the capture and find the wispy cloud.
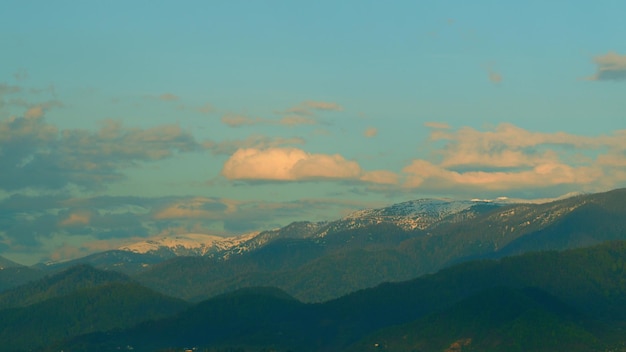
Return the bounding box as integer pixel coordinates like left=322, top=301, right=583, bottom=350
left=158, top=93, right=179, bottom=101
left=0, top=83, right=21, bottom=96
left=424, top=121, right=450, bottom=129
left=587, top=51, right=626, bottom=81
left=204, top=135, right=306, bottom=155
left=221, top=100, right=345, bottom=128
left=220, top=113, right=266, bottom=127
left=281, top=100, right=343, bottom=115
left=194, top=103, right=214, bottom=114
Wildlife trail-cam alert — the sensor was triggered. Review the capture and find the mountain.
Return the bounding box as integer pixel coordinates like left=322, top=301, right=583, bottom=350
left=135, top=189, right=626, bottom=303
left=119, top=232, right=260, bottom=258
left=0, top=281, right=189, bottom=351
left=54, top=240, right=626, bottom=352
left=16, top=188, right=626, bottom=304
left=0, top=264, right=133, bottom=309
left=347, top=287, right=599, bottom=352
left=0, top=266, right=45, bottom=293
left=117, top=198, right=504, bottom=261
left=0, top=255, right=21, bottom=269
left=35, top=249, right=167, bottom=275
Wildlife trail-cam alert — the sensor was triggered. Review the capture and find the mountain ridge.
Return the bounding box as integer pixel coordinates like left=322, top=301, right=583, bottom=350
left=52, top=240, right=626, bottom=352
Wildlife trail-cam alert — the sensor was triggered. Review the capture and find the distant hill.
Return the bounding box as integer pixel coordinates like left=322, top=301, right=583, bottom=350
left=53, top=240, right=626, bottom=352
left=0, top=265, right=45, bottom=293
left=34, top=249, right=167, bottom=275
left=0, top=264, right=133, bottom=309
left=0, top=255, right=21, bottom=269
left=0, top=281, right=189, bottom=351
left=348, top=286, right=599, bottom=352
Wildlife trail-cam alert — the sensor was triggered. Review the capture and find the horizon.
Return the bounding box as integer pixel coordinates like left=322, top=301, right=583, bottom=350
left=1, top=1, right=626, bottom=264
left=1, top=188, right=609, bottom=266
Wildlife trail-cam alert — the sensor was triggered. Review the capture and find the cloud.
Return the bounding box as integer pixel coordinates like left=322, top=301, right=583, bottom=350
left=221, top=147, right=396, bottom=185
left=364, top=127, right=378, bottom=138
left=402, top=123, right=626, bottom=195
left=159, top=93, right=179, bottom=101
left=282, top=100, right=343, bottom=115
left=13, top=69, right=29, bottom=81
left=359, top=170, right=398, bottom=185
left=204, top=135, right=306, bottom=155
left=488, top=69, right=502, bottom=84
left=222, top=147, right=360, bottom=181
left=153, top=197, right=237, bottom=220
left=484, top=63, right=502, bottom=84
left=301, top=100, right=343, bottom=112
left=1, top=192, right=384, bottom=264
left=59, top=211, right=91, bottom=227
left=588, top=51, right=626, bottom=81
left=0, top=109, right=202, bottom=191
left=219, top=100, right=344, bottom=128
left=0, top=83, right=21, bottom=96
left=220, top=113, right=318, bottom=128
left=403, top=159, right=601, bottom=191
left=194, top=103, right=214, bottom=114
left=424, top=121, right=450, bottom=129
left=220, top=113, right=265, bottom=127
left=279, top=115, right=318, bottom=126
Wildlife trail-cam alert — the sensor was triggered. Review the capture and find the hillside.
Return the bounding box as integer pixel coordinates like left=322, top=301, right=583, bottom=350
left=348, top=287, right=600, bottom=352
left=0, top=282, right=189, bottom=351
left=53, top=240, right=626, bottom=352
left=0, top=264, right=133, bottom=309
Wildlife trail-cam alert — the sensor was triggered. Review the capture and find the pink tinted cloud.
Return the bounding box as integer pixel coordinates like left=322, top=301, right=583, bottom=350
left=221, top=147, right=396, bottom=184
left=402, top=123, right=626, bottom=192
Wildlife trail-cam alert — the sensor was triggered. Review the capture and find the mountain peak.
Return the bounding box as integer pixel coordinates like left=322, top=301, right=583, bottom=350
left=0, top=255, right=22, bottom=270
left=119, top=232, right=260, bottom=257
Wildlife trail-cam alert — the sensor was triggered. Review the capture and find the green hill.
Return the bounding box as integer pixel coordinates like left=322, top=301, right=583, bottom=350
left=0, top=264, right=132, bottom=309
left=0, top=281, right=189, bottom=351
left=55, top=240, right=626, bottom=351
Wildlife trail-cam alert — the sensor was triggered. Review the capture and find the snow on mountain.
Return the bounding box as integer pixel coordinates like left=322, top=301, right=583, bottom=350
left=337, top=198, right=499, bottom=232
left=118, top=197, right=515, bottom=258
left=119, top=232, right=259, bottom=257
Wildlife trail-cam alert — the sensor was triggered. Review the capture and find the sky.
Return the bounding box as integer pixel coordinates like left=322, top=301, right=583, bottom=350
left=1, top=1, right=625, bottom=265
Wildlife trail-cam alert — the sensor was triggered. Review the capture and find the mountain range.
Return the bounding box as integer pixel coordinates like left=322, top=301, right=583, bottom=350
left=3, top=188, right=626, bottom=303
left=33, top=240, right=626, bottom=352
left=1, top=188, right=626, bottom=351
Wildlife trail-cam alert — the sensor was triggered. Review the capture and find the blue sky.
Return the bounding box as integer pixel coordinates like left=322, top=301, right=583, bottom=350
left=1, top=1, right=625, bottom=264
